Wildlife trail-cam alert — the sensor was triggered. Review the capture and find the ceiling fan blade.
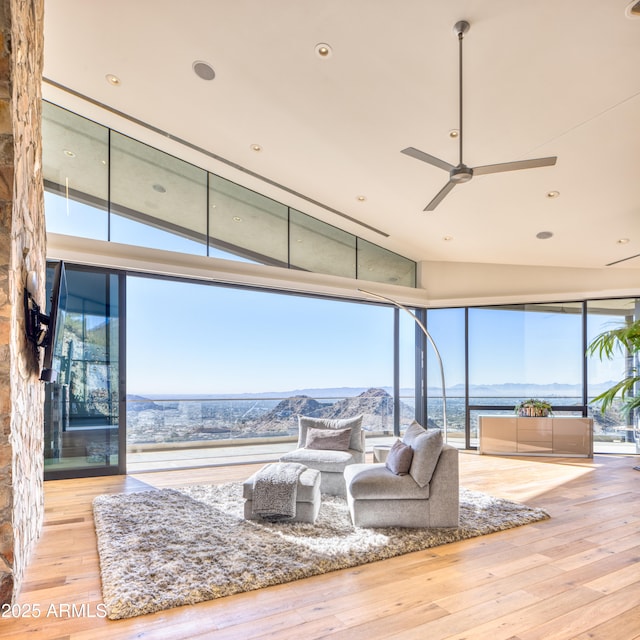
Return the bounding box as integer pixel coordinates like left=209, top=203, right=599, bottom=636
left=606, top=253, right=640, bottom=267
left=425, top=180, right=456, bottom=211
left=473, top=156, right=557, bottom=176
left=401, top=147, right=455, bottom=173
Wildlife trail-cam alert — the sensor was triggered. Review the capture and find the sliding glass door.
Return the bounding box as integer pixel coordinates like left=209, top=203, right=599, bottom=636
left=44, top=264, right=125, bottom=479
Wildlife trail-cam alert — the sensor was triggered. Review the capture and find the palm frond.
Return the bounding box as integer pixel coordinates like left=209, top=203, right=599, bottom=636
left=591, top=375, right=640, bottom=414
left=587, top=318, right=640, bottom=414
left=587, top=319, right=640, bottom=360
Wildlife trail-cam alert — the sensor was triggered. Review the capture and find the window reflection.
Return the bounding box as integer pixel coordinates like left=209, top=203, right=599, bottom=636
left=357, top=239, right=416, bottom=287
left=208, top=175, right=288, bottom=266
left=110, top=132, right=208, bottom=254
left=44, top=191, right=108, bottom=241
left=44, top=265, right=121, bottom=477
left=42, top=102, right=109, bottom=240
left=289, top=209, right=356, bottom=277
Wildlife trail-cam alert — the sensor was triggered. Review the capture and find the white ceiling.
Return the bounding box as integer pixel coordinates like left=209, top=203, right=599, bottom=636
left=42, top=0, right=640, bottom=271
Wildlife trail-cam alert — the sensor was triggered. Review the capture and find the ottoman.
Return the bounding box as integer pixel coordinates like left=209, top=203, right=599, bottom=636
left=242, top=466, right=322, bottom=524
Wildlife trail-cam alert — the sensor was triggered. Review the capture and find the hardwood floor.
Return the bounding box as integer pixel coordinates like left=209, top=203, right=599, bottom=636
left=2, top=452, right=639, bottom=640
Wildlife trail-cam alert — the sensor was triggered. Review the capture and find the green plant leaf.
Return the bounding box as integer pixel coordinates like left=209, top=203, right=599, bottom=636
left=591, top=375, right=640, bottom=414
left=587, top=319, right=640, bottom=360
left=587, top=318, right=640, bottom=414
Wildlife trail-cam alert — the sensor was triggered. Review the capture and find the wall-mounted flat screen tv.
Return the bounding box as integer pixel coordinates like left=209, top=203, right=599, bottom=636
left=40, top=261, right=67, bottom=382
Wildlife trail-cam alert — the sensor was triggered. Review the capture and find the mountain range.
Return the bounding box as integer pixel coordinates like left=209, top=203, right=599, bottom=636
left=132, top=381, right=614, bottom=401
left=244, top=388, right=413, bottom=435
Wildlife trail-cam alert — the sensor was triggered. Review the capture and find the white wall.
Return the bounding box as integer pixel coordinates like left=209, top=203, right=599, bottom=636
left=419, top=260, right=640, bottom=307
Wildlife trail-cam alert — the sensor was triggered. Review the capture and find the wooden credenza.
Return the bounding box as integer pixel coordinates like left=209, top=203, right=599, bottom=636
left=479, top=416, right=593, bottom=457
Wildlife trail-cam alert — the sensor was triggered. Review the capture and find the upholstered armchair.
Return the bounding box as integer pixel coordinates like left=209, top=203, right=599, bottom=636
left=279, top=415, right=365, bottom=496
left=344, top=421, right=459, bottom=528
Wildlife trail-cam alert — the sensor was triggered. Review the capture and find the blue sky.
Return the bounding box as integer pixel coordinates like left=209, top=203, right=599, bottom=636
left=126, top=276, right=413, bottom=395
left=468, top=307, right=584, bottom=386
left=126, top=275, right=625, bottom=397
left=420, top=305, right=624, bottom=392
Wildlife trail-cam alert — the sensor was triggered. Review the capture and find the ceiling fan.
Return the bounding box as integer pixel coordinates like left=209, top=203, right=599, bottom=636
left=402, top=20, right=557, bottom=211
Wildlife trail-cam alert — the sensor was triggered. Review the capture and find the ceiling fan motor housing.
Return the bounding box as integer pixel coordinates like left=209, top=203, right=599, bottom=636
left=451, top=165, right=473, bottom=183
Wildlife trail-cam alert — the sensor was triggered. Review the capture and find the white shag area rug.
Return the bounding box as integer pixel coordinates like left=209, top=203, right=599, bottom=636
left=93, top=483, right=549, bottom=620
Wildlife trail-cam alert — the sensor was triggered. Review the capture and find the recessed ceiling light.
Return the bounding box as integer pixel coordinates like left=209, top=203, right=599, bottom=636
left=536, top=231, right=554, bottom=240
left=233, top=216, right=243, bottom=223
left=449, top=130, right=459, bottom=139
left=315, top=43, right=332, bottom=58
left=105, top=74, right=121, bottom=86
left=356, top=195, right=366, bottom=202
left=63, top=149, right=75, bottom=158
left=617, top=238, right=631, bottom=244
left=625, top=0, right=640, bottom=19
left=250, top=144, right=263, bottom=152
left=152, top=183, right=166, bottom=193
left=546, top=190, right=560, bottom=199
left=192, top=60, right=216, bottom=81
left=443, top=235, right=454, bottom=241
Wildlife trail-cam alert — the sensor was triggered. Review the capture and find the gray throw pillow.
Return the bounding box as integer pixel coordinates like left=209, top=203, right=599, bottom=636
left=298, top=415, right=364, bottom=452
left=305, top=426, right=352, bottom=451
left=408, top=428, right=443, bottom=488
left=385, top=439, right=414, bottom=475
left=403, top=419, right=427, bottom=446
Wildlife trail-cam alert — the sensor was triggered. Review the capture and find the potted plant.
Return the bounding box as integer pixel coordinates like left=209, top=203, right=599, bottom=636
left=514, top=398, right=553, bottom=417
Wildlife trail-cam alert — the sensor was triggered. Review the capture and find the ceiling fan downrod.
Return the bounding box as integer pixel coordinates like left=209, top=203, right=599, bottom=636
left=453, top=20, right=469, bottom=168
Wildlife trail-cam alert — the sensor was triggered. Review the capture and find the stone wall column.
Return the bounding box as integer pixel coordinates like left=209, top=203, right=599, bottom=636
left=0, top=0, right=46, bottom=604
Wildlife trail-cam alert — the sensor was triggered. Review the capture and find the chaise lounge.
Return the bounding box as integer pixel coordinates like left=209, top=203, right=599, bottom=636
left=279, top=415, right=365, bottom=496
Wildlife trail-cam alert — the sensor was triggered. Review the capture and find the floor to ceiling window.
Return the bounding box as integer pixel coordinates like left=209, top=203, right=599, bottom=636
left=466, top=303, right=585, bottom=446
left=42, top=266, right=640, bottom=478
left=41, top=266, right=417, bottom=476
left=125, top=276, right=409, bottom=472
